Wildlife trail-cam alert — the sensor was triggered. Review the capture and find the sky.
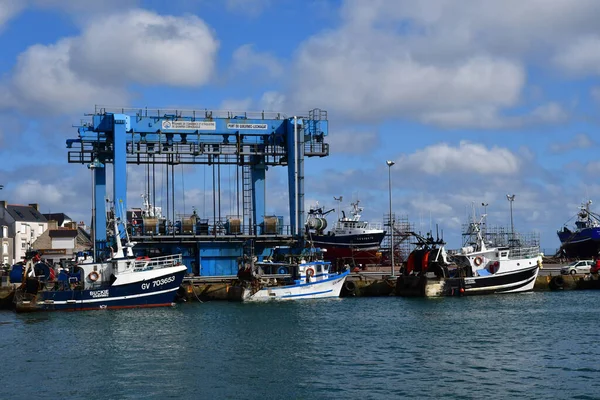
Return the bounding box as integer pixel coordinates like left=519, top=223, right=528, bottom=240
left=0, top=0, right=599, bottom=253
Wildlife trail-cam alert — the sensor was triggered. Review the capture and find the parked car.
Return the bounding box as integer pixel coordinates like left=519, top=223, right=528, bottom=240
left=560, top=260, right=594, bottom=275
left=591, top=261, right=600, bottom=274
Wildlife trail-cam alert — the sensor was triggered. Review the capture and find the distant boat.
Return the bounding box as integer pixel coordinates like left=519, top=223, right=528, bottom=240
left=557, top=200, right=600, bottom=259
left=305, top=199, right=385, bottom=266
left=228, top=258, right=349, bottom=302
left=396, top=213, right=541, bottom=297
left=13, top=202, right=187, bottom=312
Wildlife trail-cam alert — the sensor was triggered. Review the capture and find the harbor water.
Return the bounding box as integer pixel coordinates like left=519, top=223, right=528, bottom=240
left=1, top=292, right=599, bottom=399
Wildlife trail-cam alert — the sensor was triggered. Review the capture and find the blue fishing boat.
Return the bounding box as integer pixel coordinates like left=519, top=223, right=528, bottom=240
left=13, top=205, right=187, bottom=312
left=557, top=200, right=600, bottom=259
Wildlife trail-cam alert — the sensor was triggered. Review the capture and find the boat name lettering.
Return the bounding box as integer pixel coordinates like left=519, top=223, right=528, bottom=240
left=464, top=279, right=475, bottom=285
left=227, top=123, right=268, bottom=130
left=90, top=290, right=109, bottom=298
left=151, top=276, right=176, bottom=288
left=161, top=120, right=216, bottom=130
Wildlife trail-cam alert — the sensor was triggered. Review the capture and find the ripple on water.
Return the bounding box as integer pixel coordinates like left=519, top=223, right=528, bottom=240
left=1, top=291, right=600, bottom=399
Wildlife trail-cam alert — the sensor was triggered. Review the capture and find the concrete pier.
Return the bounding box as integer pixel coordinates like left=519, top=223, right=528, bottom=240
left=178, top=264, right=600, bottom=302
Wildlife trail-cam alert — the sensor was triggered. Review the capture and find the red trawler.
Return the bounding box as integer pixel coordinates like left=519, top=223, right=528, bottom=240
left=305, top=199, right=386, bottom=267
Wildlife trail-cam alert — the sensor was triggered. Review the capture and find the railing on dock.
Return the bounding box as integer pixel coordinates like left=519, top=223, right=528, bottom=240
left=93, top=106, right=287, bottom=121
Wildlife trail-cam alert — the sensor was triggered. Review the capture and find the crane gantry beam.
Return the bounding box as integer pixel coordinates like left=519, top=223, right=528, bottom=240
left=66, top=106, right=329, bottom=250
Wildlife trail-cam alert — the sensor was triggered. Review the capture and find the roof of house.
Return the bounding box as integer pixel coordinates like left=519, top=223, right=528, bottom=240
left=43, top=213, right=71, bottom=226
left=49, top=229, right=78, bottom=238
left=6, top=205, right=47, bottom=223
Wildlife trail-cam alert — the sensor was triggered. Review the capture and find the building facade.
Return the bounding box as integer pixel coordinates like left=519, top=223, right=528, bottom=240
left=0, top=201, right=48, bottom=264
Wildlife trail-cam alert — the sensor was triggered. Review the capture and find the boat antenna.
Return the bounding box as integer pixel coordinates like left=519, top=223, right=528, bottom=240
left=334, top=196, right=342, bottom=221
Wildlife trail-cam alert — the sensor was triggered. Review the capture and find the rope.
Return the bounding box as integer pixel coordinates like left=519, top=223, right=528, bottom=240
left=188, top=284, right=204, bottom=303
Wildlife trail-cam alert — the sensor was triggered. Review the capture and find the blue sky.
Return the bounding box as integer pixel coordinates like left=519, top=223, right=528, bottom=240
left=1, top=0, right=600, bottom=252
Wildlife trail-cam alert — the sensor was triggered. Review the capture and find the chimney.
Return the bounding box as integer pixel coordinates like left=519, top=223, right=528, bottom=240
left=28, top=203, right=39, bottom=211
left=0, top=201, right=6, bottom=209
left=48, top=221, right=58, bottom=230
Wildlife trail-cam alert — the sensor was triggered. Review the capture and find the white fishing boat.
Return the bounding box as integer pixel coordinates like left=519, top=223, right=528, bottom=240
left=230, top=258, right=349, bottom=302
left=396, top=211, right=542, bottom=297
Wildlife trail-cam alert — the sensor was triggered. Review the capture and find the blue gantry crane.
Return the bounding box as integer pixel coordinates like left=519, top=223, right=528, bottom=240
left=66, top=106, right=329, bottom=275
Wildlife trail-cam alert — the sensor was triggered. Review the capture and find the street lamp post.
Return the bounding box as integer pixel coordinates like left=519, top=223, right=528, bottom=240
left=506, top=194, right=515, bottom=243
left=386, top=160, right=395, bottom=277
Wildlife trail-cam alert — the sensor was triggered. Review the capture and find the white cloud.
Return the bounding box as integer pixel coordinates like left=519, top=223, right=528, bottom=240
left=554, top=36, right=600, bottom=76
left=292, top=32, right=525, bottom=125
left=70, top=10, right=218, bottom=86
left=231, top=44, right=283, bottom=78
left=2, top=39, right=128, bottom=114
left=327, top=130, right=379, bottom=155
left=418, top=104, right=568, bottom=129
left=586, top=161, right=600, bottom=175
left=0, top=9, right=219, bottom=114
left=591, top=86, right=600, bottom=103
left=219, top=97, right=254, bottom=111
left=550, top=133, right=595, bottom=154
left=409, top=197, right=453, bottom=216
left=394, top=141, right=521, bottom=176
left=423, top=101, right=566, bottom=129
left=13, top=179, right=67, bottom=206
left=287, top=0, right=599, bottom=128
left=33, top=0, right=139, bottom=17
left=0, top=0, right=24, bottom=28
left=217, top=91, right=286, bottom=115
left=260, top=91, right=285, bottom=111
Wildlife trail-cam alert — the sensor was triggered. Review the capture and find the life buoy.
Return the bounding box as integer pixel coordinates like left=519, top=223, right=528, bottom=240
left=474, top=256, right=483, bottom=266
left=88, top=271, right=100, bottom=282
left=306, top=267, right=315, bottom=277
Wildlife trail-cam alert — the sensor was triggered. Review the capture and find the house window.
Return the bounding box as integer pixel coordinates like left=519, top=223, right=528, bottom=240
left=1, top=226, right=6, bottom=238
left=21, top=241, right=27, bottom=249
left=38, top=224, right=44, bottom=235
left=2, top=242, right=7, bottom=254
left=2, top=257, right=7, bottom=265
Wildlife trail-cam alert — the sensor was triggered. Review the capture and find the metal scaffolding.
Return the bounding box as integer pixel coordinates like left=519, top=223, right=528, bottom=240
left=382, top=213, right=414, bottom=264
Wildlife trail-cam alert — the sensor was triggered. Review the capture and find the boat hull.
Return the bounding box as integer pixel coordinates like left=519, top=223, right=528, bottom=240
left=558, top=227, right=600, bottom=258
left=14, top=266, right=187, bottom=312
left=396, top=265, right=539, bottom=297
left=310, top=232, right=385, bottom=264
left=241, top=271, right=349, bottom=302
